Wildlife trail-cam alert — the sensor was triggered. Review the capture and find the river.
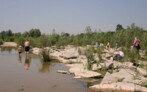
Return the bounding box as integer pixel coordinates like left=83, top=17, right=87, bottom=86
left=0, top=48, right=99, bottom=92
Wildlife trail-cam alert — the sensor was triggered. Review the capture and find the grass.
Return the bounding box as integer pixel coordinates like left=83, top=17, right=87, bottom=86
left=41, top=49, right=51, bottom=62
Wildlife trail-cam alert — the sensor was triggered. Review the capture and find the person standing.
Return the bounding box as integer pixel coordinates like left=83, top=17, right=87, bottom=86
left=133, top=37, right=140, bottom=52
left=106, top=42, right=110, bottom=50
left=18, top=46, right=22, bottom=63
left=115, top=42, right=118, bottom=50
left=24, top=40, right=30, bottom=56
left=18, top=45, right=22, bottom=55
left=96, top=40, right=99, bottom=48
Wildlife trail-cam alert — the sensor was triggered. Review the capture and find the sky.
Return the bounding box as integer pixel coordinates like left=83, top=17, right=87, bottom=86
left=0, top=0, right=147, bottom=34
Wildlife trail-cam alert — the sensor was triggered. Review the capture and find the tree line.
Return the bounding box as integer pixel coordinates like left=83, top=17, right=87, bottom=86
left=0, top=23, right=147, bottom=51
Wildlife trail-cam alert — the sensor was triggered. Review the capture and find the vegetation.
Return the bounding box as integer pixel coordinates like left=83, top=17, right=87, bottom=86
left=0, top=23, right=147, bottom=49
left=0, top=23, right=146, bottom=63
left=41, top=49, right=51, bottom=62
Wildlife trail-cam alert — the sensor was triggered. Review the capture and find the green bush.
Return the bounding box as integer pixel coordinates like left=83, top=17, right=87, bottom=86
left=0, top=39, right=3, bottom=45
left=5, top=37, right=15, bottom=42
left=42, top=49, right=51, bottom=62
left=16, top=37, right=25, bottom=46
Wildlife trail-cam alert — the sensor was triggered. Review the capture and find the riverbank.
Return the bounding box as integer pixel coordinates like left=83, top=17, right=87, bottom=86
left=31, top=45, right=147, bottom=92
left=1, top=42, right=147, bottom=92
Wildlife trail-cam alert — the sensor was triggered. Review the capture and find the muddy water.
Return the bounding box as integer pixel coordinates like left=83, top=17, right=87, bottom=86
left=0, top=48, right=99, bottom=92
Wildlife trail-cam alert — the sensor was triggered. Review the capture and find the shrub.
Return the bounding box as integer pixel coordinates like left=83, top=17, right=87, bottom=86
left=0, top=39, right=3, bottom=45
left=41, top=49, right=51, bottom=62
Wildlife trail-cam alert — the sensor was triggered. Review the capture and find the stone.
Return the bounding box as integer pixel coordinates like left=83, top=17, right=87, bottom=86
left=74, top=70, right=102, bottom=78
left=61, top=47, right=79, bottom=59
left=92, top=64, right=99, bottom=71
left=111, top=69, right=135, bottom=83
left=138, top=60, right=147, bottom=66
left=69, top=64, right=84, bottom=74
left=137, top=67, right=147, bottom=76
left=32, top=47, right=42, bottom=55
left=90, top=82, right=147, bottom=92
left=99, top=43, right=104, bottom=47
left=57, top=70, right=69, bottom=74
left=0, top=42, right=17, bottom=47
left=98, top=62, right=114, bottom=70
left=101, top=72, right=118, bottom=84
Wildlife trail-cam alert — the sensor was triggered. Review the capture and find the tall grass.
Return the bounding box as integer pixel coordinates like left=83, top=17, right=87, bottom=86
left=41, top=49, right=51, bottom=62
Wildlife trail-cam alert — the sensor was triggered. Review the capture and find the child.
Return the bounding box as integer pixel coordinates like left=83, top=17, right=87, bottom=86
left=106, top=42, right=110, bottom=50
left=115, top=42, right=118, bottom=50
left=96, top=41, right=99, bottom=48
left=18, top=46, right=22, bottom=55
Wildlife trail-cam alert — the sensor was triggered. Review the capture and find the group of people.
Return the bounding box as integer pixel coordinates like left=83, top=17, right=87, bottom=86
left=18, top=40, right=30, bottom=56
left=95, top=37, right=141, bottom=61
left=18, top=40, right=30, bottom=70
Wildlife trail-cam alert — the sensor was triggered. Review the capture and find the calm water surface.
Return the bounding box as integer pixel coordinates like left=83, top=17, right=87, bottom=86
left=0, top=48, right=99, bottom=92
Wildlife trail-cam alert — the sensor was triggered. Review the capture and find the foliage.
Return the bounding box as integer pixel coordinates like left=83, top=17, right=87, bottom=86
left=5, top=36, right=15, bottom=42
left=0, top=23, right=147, bottom=51
left=0, top=39, right=3, bottom=45
left=85, top=47, right=95, bottom=70
left=41, top=49, right=51, bottom=62
left=16, top=37, right=26, bottom=46
left=116, top=24, right=124, bottom=31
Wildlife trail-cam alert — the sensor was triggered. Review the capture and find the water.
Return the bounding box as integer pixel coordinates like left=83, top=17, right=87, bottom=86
left=0, top=48, right=99, bottom=92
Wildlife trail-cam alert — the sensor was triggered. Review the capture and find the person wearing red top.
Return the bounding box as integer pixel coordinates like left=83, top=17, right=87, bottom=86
left=133, top=37, right=140, bottom=51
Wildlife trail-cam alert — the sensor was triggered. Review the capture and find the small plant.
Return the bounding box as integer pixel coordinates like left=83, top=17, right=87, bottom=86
left=118, top=78, right=125, bottom=82
left=41, top=49, right=51, bottom=62
left=78, top=48, right=82, bottom=55
left=85, top=48, right=95, bottom=70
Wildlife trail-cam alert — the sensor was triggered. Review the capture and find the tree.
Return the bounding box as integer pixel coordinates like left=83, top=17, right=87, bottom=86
left=23, top=31, right=30, bottom=37
left=116, top=24, right=124, bottom=31
left=85, top=26, right=92, bottom=34
left=7, top=30, right=13, bottom=36
left=52, top=28, right=56, bottom=35
left=29, top=29, right=41, bottom=37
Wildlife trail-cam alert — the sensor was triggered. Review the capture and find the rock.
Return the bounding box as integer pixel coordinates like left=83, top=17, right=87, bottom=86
left=113, top=61, right=136, bottom=70
left=120, top=62, right=136, bottom=70
left=65, top=64, right=74, bottom=67
left=62, top=47, right=79, bottom=59
left=93, top=53, right=99, bottom=61
left=111, top=69, right=135, bottom=83
left=57, top=70, right=69, bottom=74
left=32, top=47, right=42, bottom=55
left=69, top=64, right=84, bottom=74
left=139, top=50, right=146, bottom=58
left=92, top=64, right=99, bottom=71
left=0, top=42, right=17, bottom=47
left=73, top=76, right=82, bottom=79
left=137, top=67, right=147, bottom=76
left=105, top=53, right=112, bottom=59
left=68, top=59, right=77, bottom=63
left=138, top=60, right=147, bottom=66
left=77, top=55, right=87, bottom=64
left=74, top=70, right=102, bottom=78
left=98, top=62, right=114, bottom=70
left=92, top=62, right=113, bottom=71
left=86, top=45, right=93, bottom=49
left=77, top=47, right=86, bottom=55
left=99, top=43, right=104, bottom=47
left=113, top=61, right=122, bottom=68
left=90, top=82, right=147, bottom=92
left=101, top=72, right=118, bottom=84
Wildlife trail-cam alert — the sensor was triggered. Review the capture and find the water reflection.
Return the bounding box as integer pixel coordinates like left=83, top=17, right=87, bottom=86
left=18, top=54, right=22, bottom=63
left=0, top=47, right=13, bottom=52
left=39, top=62, right=51, bottom=73
left=24, top=56, right=31, bottom=70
